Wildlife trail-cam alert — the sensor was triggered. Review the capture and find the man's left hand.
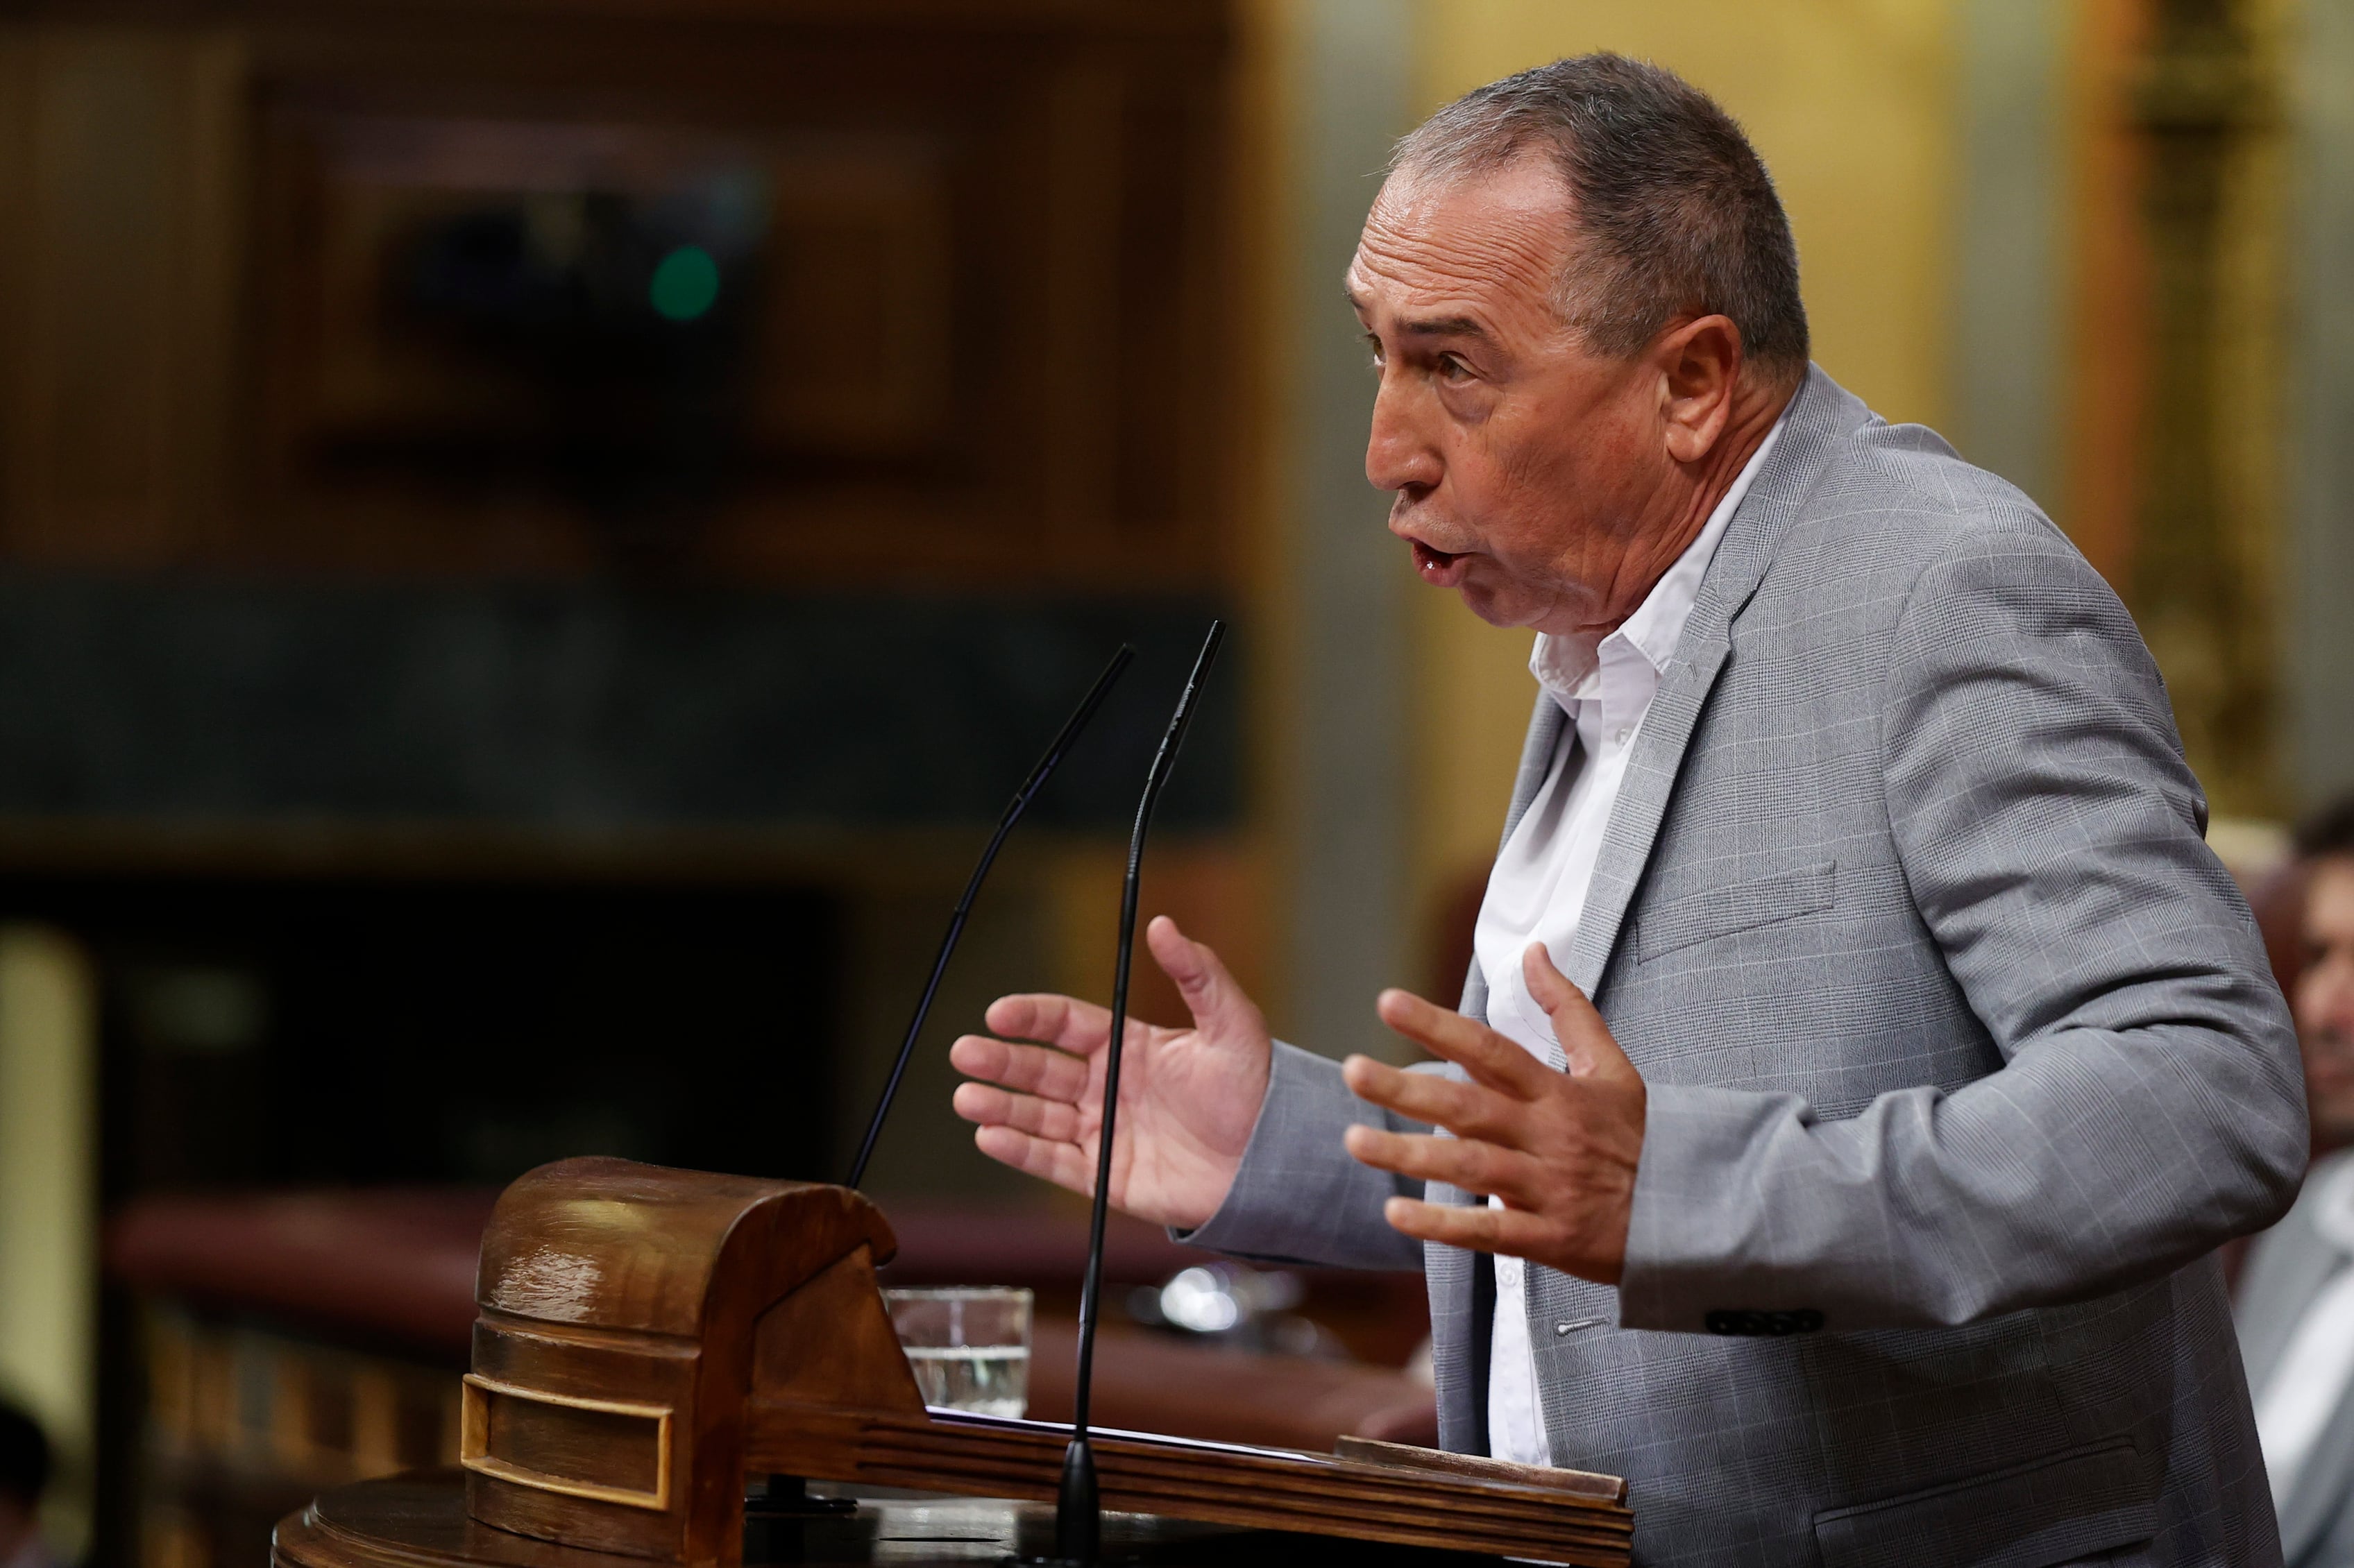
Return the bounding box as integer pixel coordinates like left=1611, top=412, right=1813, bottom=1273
left=1341, top=943, right=1648, bottom=1284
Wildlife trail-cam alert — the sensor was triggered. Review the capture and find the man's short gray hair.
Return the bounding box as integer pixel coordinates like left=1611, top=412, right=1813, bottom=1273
left=1391, top=54, right=1809, bottom=382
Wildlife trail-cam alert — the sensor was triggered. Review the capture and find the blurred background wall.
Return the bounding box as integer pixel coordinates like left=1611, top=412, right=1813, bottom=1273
left=0, top=0, right=2346, bottom=1561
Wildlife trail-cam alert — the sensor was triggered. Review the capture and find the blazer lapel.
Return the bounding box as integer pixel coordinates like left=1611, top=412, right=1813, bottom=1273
left=1564, top=638, right=1727, bottom=1000
left=1564, top=367, right=1861, bottom=999
left=1500, top=692, right=1568, bottom=849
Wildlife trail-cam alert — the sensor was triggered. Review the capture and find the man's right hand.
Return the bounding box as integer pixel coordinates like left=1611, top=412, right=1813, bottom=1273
left=948, top=914, right=1272, bottom=1232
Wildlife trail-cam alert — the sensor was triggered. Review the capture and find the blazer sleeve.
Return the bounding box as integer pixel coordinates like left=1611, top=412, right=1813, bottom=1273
left=1176, top=1041, right=1429, bottom=1271
left=1617, top=522, right=2308, bottom=1331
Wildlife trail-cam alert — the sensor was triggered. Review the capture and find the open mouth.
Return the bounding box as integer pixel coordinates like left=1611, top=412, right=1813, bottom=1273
left=1409, top=539, right=1471, bottom=586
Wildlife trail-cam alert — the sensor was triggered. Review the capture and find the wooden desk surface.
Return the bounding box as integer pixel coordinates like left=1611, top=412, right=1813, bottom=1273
left=274, top=1470, right=1516, bottom=1567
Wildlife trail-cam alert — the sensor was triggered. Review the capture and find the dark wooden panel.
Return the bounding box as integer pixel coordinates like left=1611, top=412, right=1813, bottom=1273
left=0, top=1, right=1237, bottom=593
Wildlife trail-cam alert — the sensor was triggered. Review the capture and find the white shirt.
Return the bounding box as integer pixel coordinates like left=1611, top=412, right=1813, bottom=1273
left=2252, top=1157, right=2354, bottom=1505
left=1477, top=412, right=1786, bottom=1467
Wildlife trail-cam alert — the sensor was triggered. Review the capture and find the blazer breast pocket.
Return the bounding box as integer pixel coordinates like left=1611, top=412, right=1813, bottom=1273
left=1634, top=860, right=1836, bottom=966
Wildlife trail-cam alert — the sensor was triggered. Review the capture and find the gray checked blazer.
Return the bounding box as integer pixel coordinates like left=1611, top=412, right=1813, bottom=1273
left=1185, top=368, right=2309, bottom=1567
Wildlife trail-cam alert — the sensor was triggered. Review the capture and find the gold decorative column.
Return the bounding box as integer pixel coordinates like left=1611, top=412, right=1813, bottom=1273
left=2128, top=0, right=2289, bottom=817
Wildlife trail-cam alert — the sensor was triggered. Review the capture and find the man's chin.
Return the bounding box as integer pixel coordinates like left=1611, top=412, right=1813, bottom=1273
left=1455, top=583, right=1539, bottom=631
left=1423, top=565, right=1555, bottom=631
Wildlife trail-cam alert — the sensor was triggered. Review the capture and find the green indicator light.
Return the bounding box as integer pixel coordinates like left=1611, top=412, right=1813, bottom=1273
left=650, top=245, right=720, bottom=322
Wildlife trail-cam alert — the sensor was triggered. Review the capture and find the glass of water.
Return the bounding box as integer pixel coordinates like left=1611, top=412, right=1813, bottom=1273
left=884, top=1286, right=1033, bottom=1419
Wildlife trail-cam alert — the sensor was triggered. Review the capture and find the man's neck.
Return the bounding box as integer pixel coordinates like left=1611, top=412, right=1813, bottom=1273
left=1560, top=374, right=1797, bottom=649
left=1682, top=377, right=1795, bottom=529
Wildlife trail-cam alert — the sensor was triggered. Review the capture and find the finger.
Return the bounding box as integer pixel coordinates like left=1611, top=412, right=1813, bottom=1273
left=1380, top=1195, right=1555, bottom=1256
left=951, top=1082, right=1085, bottom=1144
left=1339, top=1055, right=1522, bottom=1142
left=971, top=1124, right=1096, bottom=1195
left=983, top=993, right=1116, bottom=1057
left=1521, top=944, right=1641, bottom=1085
left=1343, top=1125, right=1537, bottom=1204
left=1147, top=916, right=1262, bottom=1039
left=1374, top=988, right=1552, bottom=1100
left=948, top=1034, right=1092, bottom=1104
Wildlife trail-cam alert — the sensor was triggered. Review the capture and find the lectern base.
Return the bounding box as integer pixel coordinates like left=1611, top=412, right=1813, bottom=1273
left=272, top=1469, right=1521, bottom=1568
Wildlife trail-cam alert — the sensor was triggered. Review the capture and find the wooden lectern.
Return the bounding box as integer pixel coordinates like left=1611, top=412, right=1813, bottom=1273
left=271, top=1158, right=1633, bottom=1567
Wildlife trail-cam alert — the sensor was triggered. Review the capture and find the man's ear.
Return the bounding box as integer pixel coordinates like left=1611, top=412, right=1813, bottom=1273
left=1659, top=314, right=1743, bottom=465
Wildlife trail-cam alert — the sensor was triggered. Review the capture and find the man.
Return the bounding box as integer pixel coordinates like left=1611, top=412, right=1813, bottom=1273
left=951, top=56, right=2306, bottom=1567
left=2237, top=797, right=2354, bottom=1567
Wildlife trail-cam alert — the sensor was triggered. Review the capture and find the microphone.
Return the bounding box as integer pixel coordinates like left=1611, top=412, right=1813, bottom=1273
left=843, top=644, right=1135, bottom=1190
left=1049, top=619, right=1226, bottom=1566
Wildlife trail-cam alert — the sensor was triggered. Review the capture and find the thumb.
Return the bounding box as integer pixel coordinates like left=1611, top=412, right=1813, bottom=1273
left=1522, top=942, right=1639, bottom=1086
left=1148, top=915, right=1259, bottom=1041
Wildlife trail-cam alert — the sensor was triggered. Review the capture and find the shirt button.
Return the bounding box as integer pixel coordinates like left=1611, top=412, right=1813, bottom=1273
left=1614, top=727, right=1633, bottom=747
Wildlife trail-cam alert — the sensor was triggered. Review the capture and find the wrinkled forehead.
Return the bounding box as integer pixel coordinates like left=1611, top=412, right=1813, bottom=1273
left=1346, top=155, right=1577, bottom=323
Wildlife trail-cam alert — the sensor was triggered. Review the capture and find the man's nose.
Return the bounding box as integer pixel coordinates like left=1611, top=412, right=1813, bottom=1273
left=1364, top=379, right=1440, bottom=496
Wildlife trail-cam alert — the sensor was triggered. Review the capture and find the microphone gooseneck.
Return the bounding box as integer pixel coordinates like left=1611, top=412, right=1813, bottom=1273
left=843, top=644, right=1135, bottom=1190
left=1053, top=619, right=1226, bottom=1565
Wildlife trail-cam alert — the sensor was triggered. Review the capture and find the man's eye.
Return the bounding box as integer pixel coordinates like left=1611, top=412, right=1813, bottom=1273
left=1437, top=354, right=1473, bottom=382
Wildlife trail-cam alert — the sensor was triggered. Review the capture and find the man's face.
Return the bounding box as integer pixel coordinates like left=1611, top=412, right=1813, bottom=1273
left=1348, top=157, right=1675, bottom=639
left=2298, top=855, right=2354, bottom=1143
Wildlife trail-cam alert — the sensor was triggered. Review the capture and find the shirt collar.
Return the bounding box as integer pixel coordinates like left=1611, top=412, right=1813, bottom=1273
left=1528, top=404, right=1790, bottom=706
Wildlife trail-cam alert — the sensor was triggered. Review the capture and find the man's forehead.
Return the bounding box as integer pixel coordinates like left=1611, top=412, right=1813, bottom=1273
left=1373, top=151, right=1571, bottom=231
left=1344, top=251, right=1498, bottom=332
left=1346, top=159, right=1572, bottom=325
